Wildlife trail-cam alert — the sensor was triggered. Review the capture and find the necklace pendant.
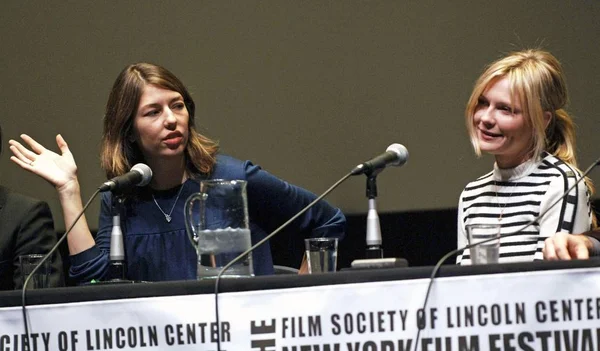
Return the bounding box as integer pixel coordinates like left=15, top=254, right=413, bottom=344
left=152, top=182, right=186, bottom=224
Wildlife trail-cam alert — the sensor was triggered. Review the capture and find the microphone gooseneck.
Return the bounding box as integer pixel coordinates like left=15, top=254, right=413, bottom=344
left=99, top=163, right=153, bottom=193
left=351, top=143, right=409, bottom=175
left=212, top=169, right=355, bottom=351
left=213, top=144, right=407, bottom=350
left=21, top=188, right=102, bottom=343
left=412, top=155, right=600, bottom=351
left=22, top=164, right=155, bottom=336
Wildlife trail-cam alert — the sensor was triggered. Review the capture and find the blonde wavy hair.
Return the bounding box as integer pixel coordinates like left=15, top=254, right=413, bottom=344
left=465, top=49, right=595, bottom=224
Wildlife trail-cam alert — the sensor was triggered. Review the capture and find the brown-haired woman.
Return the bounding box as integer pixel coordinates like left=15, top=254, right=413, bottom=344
left=9, top=63, right=345, bottom=283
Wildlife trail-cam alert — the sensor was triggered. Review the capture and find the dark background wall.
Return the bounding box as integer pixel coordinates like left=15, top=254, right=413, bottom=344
left=2, top=2, right=600, bottom=273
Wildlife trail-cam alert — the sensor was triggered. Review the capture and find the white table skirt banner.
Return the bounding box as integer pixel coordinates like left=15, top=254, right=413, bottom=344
left=1, top=267, right=599, bottom=351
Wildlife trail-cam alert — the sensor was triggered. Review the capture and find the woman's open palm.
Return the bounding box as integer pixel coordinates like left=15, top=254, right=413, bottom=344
left=9, top=134, right=79, bottom=192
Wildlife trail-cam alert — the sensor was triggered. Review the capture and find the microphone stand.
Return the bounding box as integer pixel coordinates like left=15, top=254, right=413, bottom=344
left=365, top=171, right=384, bottom=259
left=107, top=196, right=130, bottom=283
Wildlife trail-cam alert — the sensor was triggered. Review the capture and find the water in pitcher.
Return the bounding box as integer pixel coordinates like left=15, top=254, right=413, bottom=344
left=196, top=227, right=253, bottom=278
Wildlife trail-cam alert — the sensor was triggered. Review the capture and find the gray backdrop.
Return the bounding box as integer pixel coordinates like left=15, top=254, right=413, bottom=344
left=1, top=1, right=600, bottom=231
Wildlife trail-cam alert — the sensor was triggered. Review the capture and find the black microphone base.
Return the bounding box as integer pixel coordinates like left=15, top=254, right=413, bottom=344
left=365, top=246, right=384, bottom=259
left=108, top=260, right=127, bottom=280
left=106, top=278, right=150, bottom=284
left=98, top=279, right=142, bottom=284
left=81, top=279, right=151, bottom=286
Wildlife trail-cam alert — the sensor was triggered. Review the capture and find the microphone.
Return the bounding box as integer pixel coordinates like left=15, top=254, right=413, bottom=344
left=351, top=143, right=409, bottom=175
left=99, top=163, right=152, bottom=193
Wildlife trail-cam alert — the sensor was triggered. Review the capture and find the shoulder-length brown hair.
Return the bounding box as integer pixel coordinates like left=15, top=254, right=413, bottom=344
left=100, top=63, right=218, bottom=179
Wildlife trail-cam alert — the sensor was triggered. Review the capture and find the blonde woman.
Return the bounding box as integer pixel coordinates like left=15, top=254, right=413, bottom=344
left=457, top=49, right=595, bottom=264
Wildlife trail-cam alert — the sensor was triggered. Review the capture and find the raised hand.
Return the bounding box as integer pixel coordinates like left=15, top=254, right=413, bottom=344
left=9, top=134, right=79, bottom=192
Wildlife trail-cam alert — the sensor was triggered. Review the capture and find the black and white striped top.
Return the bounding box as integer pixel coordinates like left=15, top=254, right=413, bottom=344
left=457, top=153, right=592, bottom=264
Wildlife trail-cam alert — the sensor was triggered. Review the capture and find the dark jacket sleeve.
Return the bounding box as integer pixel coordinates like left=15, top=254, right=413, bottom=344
left=586, top=230, right=600, bottom=257
left=0, top=191, right=65, bottom=289
left=210, top=155, right=346, bottom=272
left=587, top=230, right=600, bottom=241
left=243, top=159, right=346, bottom=239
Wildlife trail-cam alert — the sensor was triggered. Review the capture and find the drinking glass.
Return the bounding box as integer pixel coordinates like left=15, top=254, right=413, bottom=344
left=304, top=237, right=338, bottom=273
left=466, top=224, right=501, bottom=265
left=19, top=254, right=50, bottom=289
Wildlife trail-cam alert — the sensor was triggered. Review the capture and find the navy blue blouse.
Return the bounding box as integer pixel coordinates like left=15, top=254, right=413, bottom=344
left=69, top=155, right=346, bottom=283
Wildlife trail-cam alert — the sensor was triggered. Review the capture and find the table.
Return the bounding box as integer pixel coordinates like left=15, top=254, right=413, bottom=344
left=1, top=259, right=599, bottom=350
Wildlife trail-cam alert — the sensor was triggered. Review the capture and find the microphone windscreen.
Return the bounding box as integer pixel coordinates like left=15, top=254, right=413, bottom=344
left=131, top=163, right=153, bottom=186
left=386, top=143, right=409, bottom=167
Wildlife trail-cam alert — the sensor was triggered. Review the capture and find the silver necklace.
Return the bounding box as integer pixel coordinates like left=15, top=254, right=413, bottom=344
left=495, top=182, right=514, bottom=222
left=152, top=182, right=186, bottom=223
